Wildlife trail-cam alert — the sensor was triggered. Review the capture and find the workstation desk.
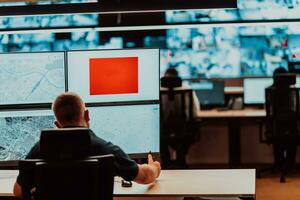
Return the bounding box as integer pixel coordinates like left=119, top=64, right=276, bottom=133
left=196, top=108, right=266, bottom=167
left=0, top=169, right=256, bottom=200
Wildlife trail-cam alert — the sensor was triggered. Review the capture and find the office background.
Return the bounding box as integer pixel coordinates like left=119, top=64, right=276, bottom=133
left=1, top=0, right=300, bottom=165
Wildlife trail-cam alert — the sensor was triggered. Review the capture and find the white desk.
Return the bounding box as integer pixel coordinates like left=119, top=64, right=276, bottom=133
left=0, top=169, right=256, bottom=199
left=197, top=108, right=266, bottom=118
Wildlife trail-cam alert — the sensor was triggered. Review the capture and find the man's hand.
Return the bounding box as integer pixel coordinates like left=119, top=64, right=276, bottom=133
left=147, top=154, right=161, bottom=178
left=134, top=154, right=161, bottom=184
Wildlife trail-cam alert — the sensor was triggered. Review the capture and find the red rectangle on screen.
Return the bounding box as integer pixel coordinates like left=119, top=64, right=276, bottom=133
left=89, top=57, right=138, bottom=95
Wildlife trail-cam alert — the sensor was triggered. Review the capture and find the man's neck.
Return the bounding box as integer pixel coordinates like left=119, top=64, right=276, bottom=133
left=61, top=122, right=88, bottom=128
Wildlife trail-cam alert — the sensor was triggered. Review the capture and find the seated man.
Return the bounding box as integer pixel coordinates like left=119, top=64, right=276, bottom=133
left=14, top=92, right=161, bottom=198
left=160, top=68, right=200, bottom=167
left=161, top=67, right=200, bottom=117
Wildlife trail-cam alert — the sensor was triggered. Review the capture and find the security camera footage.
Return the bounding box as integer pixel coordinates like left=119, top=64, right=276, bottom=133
left=161, top=24, right=300, bottom=78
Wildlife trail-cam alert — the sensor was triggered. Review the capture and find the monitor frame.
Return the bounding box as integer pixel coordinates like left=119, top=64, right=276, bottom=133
left=0, top=51, right=67, bottom=110
left=192, top=79, right=225, bottom=107
left=66, top=48, right=160, bottom=104
left=86, top=102, right=160, bottom=158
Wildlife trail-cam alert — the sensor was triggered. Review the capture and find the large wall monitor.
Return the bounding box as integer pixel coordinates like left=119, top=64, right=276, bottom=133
left=0, top=110, right=54, bottom=161
left=67, top=49, right=160, bottom=103
left=0, top=52, right=65, bottom=106
left=88, top=104, right=160, bottom=155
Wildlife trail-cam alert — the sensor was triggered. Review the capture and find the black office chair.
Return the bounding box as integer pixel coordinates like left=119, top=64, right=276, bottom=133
left=258, top=74, right=300, bottom=182
left=19, top=128, right=115, bottom=200
left=160, top=77, right=198, bottom=169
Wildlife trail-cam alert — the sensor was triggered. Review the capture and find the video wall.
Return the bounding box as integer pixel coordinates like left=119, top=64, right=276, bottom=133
left=1, top=0, right=300, bottom=78
left=161, top=23, right=300, bottom=78
left=0, top=48, right=160, bottom=160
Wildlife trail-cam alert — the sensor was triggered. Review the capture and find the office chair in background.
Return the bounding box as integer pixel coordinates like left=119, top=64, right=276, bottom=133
left=19, top=128, right=115, bottom=200
left=160, top=77, right=198, bottom=169
left=258, top=74, right=300, bottom=182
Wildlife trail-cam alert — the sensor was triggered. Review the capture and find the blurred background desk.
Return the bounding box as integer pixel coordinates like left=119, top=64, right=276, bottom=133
left=196, top=108, right=266, bottom=167
left=0, top=169, right=256, bottom=200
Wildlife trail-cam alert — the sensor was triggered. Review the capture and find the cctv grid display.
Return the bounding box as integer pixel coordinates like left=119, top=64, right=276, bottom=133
left=0, top=48, right=160, bottom=160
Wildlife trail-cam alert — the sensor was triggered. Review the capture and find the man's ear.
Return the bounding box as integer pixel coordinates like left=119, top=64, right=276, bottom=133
left=54, top=121, right=62, bottom=128
left=84, top=109, right=90, bottom=124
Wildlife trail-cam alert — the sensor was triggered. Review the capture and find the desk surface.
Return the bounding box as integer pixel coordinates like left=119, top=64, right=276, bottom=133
left=0, top=169, right=256, bottom=198
left=197, top=108, right=266, bottom=118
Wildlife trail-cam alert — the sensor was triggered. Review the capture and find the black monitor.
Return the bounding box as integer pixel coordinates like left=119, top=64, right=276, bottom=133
left=288, top=61, right=300, bottom=74
left=190, top=80, right=225, bottom=107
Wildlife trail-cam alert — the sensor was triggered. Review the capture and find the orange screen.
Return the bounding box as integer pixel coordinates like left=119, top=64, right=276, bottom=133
left=89, top=57, right=138, bottom=95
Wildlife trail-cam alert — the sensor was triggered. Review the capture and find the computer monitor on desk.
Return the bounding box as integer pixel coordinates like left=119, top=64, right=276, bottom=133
left=243, top=78, right=273, bottom=105
left=189, top=80, right=225, bottom=108
left=0, top=51, right=65, bottom=107
left=67, top=48, right=159, bottom=104
left=0, top=104, right=159, bottom=161
left=88, top=104, right=160, bottom=157
left=244, top=77, right=300, bottom=105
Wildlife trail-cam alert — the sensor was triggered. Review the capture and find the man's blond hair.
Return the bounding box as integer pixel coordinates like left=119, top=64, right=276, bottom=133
left=52, top=92, right=85, bottom=125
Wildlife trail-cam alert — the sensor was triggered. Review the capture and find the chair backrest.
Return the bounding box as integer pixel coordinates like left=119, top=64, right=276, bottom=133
left=265, top=86, right=300, bottom=139
left=19, top=155, right=114, bottom=200
left=160, top=89, right=193, bottom=135
left=160, top=76, right=182, bottom=101
left=40, top=128, right=91, bottom=160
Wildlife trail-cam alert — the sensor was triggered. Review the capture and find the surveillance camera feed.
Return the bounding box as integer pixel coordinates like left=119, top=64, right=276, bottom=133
left=161, top=0, right=300, bottom=78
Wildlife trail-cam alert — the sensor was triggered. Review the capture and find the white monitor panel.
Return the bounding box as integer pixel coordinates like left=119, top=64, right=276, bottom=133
left=0, top=52, right=65, bottom=105
left=0, top=110, right=54, bottom=160
left=67, top=49, right=159, bottom=103
left=244, top=78, right=273, bottom=104
left=244, top=77, right=300, bottom=104
left=88, top=104, right=160, bottom=155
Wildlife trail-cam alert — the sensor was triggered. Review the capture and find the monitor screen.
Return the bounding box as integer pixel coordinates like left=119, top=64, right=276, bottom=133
left=244, top=77, right=300, bottom=104
left=67, top=49, right=160, bottom=103
left=0, top=110, right=54, bottom=161
left=191, top=80, right=225, bottom=106
left=0, top=52, right=65, bottom=106
left=88, top=104, right=160, bottom=155
left=243, top=78, right=273, bottom=104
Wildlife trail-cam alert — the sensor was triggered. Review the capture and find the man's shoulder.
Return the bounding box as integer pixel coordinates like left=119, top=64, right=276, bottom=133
left=88, top=129, right=126, bottom=155
left=88, top=130, right=114, bottom=149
